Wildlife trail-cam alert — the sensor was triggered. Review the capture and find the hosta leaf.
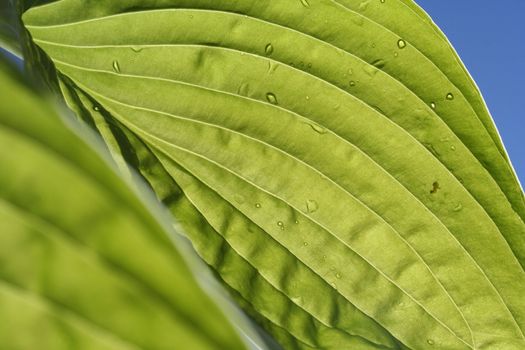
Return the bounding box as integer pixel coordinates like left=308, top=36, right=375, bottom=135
left=0, top=59, right=250, bottom=350
left=22, top=1, right=525, bottom=349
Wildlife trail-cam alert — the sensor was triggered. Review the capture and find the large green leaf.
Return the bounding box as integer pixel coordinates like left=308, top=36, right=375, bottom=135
left=0, top=58, right=252, bottom=350
left=21, top=1, right=525, bottom=349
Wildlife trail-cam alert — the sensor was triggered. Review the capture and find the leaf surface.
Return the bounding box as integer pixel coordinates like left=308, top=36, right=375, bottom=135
left=22, top=1, right=525, bottom=349
left=0, top=58, right=249, bottom=350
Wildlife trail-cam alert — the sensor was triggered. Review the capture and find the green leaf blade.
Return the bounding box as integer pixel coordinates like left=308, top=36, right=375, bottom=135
left=22, top=1, right=525, bottom=349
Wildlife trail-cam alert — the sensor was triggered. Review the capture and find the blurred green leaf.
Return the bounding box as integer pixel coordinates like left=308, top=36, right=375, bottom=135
left=0, top=57, right=249, bottom=350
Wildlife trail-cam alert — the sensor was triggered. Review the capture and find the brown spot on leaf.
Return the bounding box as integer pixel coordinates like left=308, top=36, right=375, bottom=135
left=430, top=181, right=440, bottom=194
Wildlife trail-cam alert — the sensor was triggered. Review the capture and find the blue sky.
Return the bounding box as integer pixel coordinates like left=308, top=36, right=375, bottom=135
left=2, top=2, right=523, bottom=186
left=415, top=0, right=524, bottom=186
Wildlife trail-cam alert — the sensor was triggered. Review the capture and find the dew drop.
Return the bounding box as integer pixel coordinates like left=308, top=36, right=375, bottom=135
left=453, top=203, right=463, bottom=212
left=265, top=43, right=274, bottom=56
left=266, top=92, right=278, bottom=105
left=450, top=145, right=456, bottom=151
left=112, top=60, right=121, bottom=73
left=267, top=61, right=279, bottom=74
left=306, top=199, right=319, bottom=213
left=397, top=39, right=406, bottom=49
left=427, top=339, right=435, bottom=346
left=430, top=102, right=436, bottom=109
left=372, top=58, right=386, bottom=69
left=305, top=95, right=310, bottom=101
left=131, top=46, right=143, bottom=53
left=336, top=272, right=342, bottom=279
left=446, top=92, right=454, bottom=100
left=393, top=51, right=398, bottom=57
left=303, top=242, right=308, bottom=246
left=255, top=203, right=261, bottom=208
left=309, top=123, right=327, bottom=134
left=277, top=221, right=285, bottom=230
left=295, top=219, right=299, bottom=224
left=349, top=80, right=356, bottom=87
left=380, top=0, right=385, bottom=3
left=300, top=0, right=310, bottom=8
left=93, top=105, right=101, bottom=112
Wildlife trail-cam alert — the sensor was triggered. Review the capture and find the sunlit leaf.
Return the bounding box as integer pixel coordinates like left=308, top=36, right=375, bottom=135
left=22, top=1, right=525, bottom=349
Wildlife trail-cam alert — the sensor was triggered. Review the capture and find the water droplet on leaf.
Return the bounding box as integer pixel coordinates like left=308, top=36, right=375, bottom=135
left=112, top=60, right=121, bottom=73
left=427, top=339, right=434, bottom=345
left=453, top=203, right=463, bottom=212
left=372, top=59, right=385, bottom=69
left=397, top=39, right=406, bottom=49
left=309, top=123, right=327, bottom=134
left=267, top=61, right=279, bottom=74
left=306, top=199, right=319, bottom=213
left=430, top=102, right=436, bottom=109
left=266, top=93, right=278, bottom=105
left=255, top=203, right=261, bottom=208
left=349, top=80, right=356, bottom=87
left=265, top=43, right=274, bottom=55
left=446, top=93, right=454, bottom=100
left=277, top=221, right=285, bottom=230
left=300, top=0, right=310, bottom=8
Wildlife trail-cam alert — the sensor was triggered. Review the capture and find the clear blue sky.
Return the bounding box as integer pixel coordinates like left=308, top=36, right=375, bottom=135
left=1, top=1, right=523, bottom=186
left=415, top=0, right=524, bottom=187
